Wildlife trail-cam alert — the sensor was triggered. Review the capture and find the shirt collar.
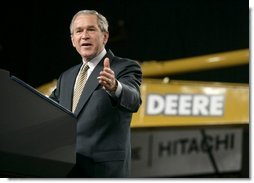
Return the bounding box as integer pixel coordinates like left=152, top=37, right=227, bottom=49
left=83, top=49, right=107, bottom=69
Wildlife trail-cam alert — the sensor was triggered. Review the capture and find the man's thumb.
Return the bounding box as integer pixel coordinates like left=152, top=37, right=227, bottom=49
left=104, top=58, right=110, bottom=68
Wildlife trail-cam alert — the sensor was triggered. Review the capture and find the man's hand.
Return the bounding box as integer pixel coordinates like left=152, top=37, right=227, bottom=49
left=97, top=57, right=117, bottom=92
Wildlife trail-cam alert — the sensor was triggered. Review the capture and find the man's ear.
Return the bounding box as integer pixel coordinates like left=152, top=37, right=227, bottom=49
left=103, top=32, right=109, bottom=45
left=71, top=35, right=76, bottom=47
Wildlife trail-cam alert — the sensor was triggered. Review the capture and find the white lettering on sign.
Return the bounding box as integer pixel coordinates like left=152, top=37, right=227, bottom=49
left=131, top=128, right=243, bottom=177
left=146, top=94, right=224, bottom=116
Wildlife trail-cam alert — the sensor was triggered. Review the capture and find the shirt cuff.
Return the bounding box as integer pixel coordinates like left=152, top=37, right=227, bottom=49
left=114, top=80, right=122, bottom=97
left=107, top=80, right=122, bottom=98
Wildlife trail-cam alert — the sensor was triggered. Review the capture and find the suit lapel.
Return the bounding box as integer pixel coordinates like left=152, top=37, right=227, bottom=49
left=64, top=64, right=81, bottom=111
left=74, top=51, right=115, bottom=116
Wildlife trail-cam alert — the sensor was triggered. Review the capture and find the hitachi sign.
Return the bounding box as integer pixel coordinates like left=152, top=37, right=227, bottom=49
left=146, top=94, right=224, bottom=116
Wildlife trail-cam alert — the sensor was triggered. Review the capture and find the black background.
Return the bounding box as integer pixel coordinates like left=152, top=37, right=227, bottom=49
left=0, top=0, right=249, bottom=87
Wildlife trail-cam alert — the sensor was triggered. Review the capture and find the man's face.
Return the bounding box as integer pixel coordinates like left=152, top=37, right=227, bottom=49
left=71, top=14, right=108, bottom=61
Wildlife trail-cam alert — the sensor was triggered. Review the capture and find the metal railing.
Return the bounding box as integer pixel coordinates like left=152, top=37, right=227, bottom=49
left=141, top=49, right=249, bottom=77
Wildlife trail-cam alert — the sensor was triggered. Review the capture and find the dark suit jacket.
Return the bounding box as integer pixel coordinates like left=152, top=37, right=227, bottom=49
left=50, top=50, right=142, bottom=177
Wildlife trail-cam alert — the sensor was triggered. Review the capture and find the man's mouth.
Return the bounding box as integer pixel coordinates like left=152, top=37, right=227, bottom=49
left=81, top=43, right=92, bottom=47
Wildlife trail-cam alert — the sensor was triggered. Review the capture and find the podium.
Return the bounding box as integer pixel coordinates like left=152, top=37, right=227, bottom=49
left=0, top=69, right=76, bottom=177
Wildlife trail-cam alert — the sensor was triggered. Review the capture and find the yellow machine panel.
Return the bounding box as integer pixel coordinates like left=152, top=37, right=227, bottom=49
left=131, top=79, right=249, bottom=127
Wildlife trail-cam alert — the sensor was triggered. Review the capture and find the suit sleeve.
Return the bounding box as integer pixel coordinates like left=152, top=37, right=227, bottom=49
left=49, top=74, right=62, bottom=103
left=116, top=59, right=142, bottom=112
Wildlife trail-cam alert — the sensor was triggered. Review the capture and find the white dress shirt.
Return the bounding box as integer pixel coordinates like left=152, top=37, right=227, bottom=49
left=75, top=49, right=122, bottom=97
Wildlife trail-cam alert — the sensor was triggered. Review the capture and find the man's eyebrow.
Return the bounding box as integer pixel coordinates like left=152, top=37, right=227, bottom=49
left=87, top=25, right=97, bottom=29
left=74, top=25, right=97, bottom=31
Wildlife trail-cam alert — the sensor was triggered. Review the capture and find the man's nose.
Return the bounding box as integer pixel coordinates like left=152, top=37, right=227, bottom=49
left=81, top=31, right=89, bottom=38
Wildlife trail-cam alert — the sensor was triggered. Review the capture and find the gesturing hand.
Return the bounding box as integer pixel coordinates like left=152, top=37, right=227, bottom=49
left=97, top=57, right=117, bottom=92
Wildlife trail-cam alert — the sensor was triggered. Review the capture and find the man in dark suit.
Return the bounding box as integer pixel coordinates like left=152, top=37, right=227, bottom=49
left=49, top=10, right=142, bottom=178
